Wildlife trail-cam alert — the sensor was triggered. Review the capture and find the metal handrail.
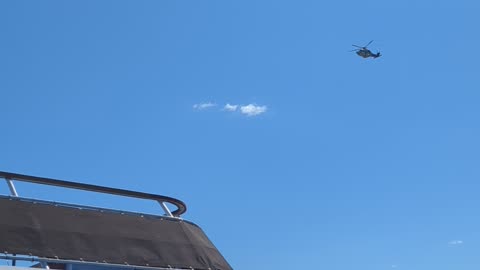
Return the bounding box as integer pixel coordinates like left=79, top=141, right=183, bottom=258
left=0, top=254, right=190, bottom=270
left=0, top=171, right=186, bottom=217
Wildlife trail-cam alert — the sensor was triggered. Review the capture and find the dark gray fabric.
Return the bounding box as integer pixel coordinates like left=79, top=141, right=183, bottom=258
left=0, top=197, right=232, bottom=270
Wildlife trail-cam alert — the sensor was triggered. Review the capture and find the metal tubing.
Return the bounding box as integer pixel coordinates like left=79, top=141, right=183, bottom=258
left=0, top=255, right=187, bottom=270
left=0, top=171, right=186, bottom=216
left=158, top=201, right=174, bottom=217
left=5, top=178, right=19, bottom=197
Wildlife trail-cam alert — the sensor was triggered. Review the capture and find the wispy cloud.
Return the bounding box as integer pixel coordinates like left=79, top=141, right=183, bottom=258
left=449, top=240, right=463, bottom=245
left=193, top=102, right=216, bottom=110
left=194, top=102, right=268, bottom=116
left=391, top=265, right=398, bottom=268
left=193, top=102, right=267, bottom=117
left=224, top=103, right=238, bottom=112
left=239, top=104, right=267, bottom=116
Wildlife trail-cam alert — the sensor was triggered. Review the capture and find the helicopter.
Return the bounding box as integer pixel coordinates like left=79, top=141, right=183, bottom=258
left=351, top=40, right=381, bottom=59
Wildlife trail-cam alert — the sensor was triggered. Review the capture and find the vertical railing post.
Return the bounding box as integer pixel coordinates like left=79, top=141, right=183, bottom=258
left=5, top=178, right=19, bottom=197
left=158, top=201, right=174, bottom=217
left=40, top=261, right=50, bottom=269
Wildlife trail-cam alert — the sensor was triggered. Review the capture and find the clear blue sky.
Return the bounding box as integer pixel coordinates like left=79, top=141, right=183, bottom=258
left=1, top=1, right=480, bottom=269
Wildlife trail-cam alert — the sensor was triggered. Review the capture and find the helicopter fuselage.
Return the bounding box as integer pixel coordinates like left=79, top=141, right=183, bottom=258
left=357, top=49, right=373, bottom=58
left=356, top=49, right=379, bottom=58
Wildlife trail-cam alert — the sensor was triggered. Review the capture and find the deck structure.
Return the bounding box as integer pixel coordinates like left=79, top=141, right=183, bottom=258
left=0, top=171, right=232, bottom=270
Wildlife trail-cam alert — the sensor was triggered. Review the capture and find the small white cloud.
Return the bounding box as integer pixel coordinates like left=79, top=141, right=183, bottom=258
left=224, top=103, right=238, bottom=112
left=449, top=240, right=463, bottom=245
left=239, top=104, right=267, bottom=116
left=193, top=102, right=216, bottom=110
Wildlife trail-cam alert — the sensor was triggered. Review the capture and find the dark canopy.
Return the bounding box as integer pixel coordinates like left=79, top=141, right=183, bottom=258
left=0, top=197, right=232, bottom=270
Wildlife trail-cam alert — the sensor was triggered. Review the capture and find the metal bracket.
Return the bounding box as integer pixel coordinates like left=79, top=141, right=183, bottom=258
left=5, top=178, right=19, bottom=197
left=158, top=201, right=174, bottom=217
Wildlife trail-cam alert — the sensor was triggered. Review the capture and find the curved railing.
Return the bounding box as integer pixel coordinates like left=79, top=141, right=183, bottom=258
left=0, top=171, right=186, bottom=217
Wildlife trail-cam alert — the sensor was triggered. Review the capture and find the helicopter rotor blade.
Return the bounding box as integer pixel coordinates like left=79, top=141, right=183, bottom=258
left=349, top=49, right=359, bottom=52
left=364, top=40, right=373, bottom=48
left=352, top=45, right=363, bottom=48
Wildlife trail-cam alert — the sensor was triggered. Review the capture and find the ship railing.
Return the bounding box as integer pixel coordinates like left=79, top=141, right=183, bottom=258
left=0, top=254, right=192, bottom=270
left=0, top=171, right=186, bottom=218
